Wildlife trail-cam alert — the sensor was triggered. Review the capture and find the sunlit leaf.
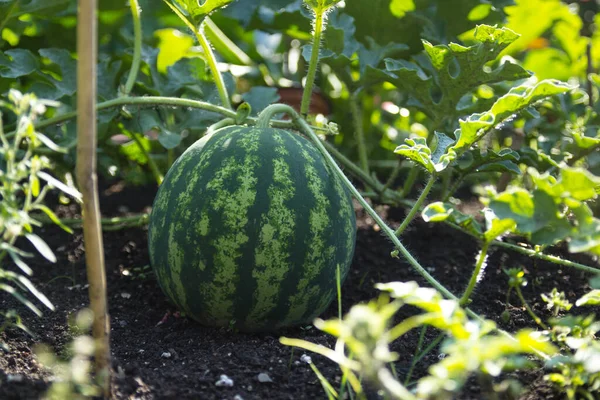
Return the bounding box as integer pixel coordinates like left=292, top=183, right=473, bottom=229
left=575, top=290, right=600, bottom=307
left=37, top=171, right=82, bottom=202
left=24, top=233, right=56, bottom=263
left=422, top=202, right=483, bottom=236
left=446, top=79, right=572, bottom=161
left=0, top=283, right=42, bottom=317
left=32, top=204, right=73, bottom=234
left=483, top=218, right=516, bottom=243
left=172, top=0, right=234, bottom=24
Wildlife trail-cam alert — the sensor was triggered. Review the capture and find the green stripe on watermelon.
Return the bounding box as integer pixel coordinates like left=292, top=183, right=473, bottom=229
left=148, top=125, right=356, bottom=331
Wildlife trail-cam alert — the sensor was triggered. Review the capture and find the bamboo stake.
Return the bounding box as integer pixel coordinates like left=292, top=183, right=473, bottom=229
left=76, top=0, right=111, bottom=396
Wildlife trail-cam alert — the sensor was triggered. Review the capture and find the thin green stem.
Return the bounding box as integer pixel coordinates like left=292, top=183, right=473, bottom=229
left=351, top=93, right=369, bottom=174
left=36, top=213, right=149, bottom=228
left=207, top=117, right=234, bottom=133
left=336, top=263, right=342, bottom=321
left=439, top=168, right=452, bottom=201
left=123, top=0, right=142, bottom=96
left=515, top=285, right=548, bottom=329
left=300, top=10, right=325, bottom=116
left=402, top=167, right=419, bottom=198
left=129, top=131, right=163, bottom=185
left=161, top=0, right=231, bottom=109
left=460, top=242, right=490, bottom=306
left=195, top=23, right=232, bottom=109
left=382, top=160, right=402, bottom=193
left=442, top=172, right=464, bottom=202
left=395, top=173, right=436, bottom=236
left=7, top=96, right=236, bottom=138
left=404, top=326, right=427, bottom=386
left=444, top=221, right=600, bottom=275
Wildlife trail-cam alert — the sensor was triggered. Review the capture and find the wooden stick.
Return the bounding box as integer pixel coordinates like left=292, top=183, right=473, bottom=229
left=76, top=0, right=111, bottom=396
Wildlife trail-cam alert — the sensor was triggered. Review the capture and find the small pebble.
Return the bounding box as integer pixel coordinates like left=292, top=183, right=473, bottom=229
left=215, top=374, right=234, bottom=387
left=301, top=354, right=312, bottom=364
left=233, top=395, right=244, bottom=400
left=161, top=352, right=171, bottom=359
left=257, top=372, right=272, bottom=383
left=121, top=292, right=131, bottom=299
left=7, top=374, right=23, bottom=382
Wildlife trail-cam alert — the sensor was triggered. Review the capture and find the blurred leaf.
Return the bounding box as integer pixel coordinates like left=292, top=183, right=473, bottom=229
left=575, top=290, right=600, bottom=307
left=158, top=130, right=182, bottom=149
left=7, top=251, right=33, bottom=276
left=37, top=171, right=82, bottom=202
left=32, top=204, right=73, bottom=234
left=572, top=130, right=600, bottom=150
left=241, top=86, right=280, bottom=116
left=559, top=168, right=600, bottom=202
left=155, top=28, right=195, bottom=73
left=172, top=0, right=234, bottom=23
left=456, top=148, right=521, bottom=174
left=483, top=218, right=516, bottom=242
left=24, top=233, right=56, bottom=263
left=0, top=283, right=42, bottom=317
left=490, top=188, right=571, bottom=245
left=568, top=205, right=600, bottom=255
left=468, top=3, right=492, bottom=21
left=6, top=0, right=70, bottom=14
left=36, top=48, right=77, bottom=99
left=14, top=273, right=54, bottom=310
left=390, top=0, right=415, bottom=18
left=0, top=49, right=39, bottom=78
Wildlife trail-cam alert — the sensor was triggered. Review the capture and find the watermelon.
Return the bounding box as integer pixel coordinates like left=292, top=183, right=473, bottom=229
left=148, top=125, right=356, bottom=332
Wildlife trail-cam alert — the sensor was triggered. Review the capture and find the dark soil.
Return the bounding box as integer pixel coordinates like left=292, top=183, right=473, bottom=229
left=0, top=180, right=598, bottom=400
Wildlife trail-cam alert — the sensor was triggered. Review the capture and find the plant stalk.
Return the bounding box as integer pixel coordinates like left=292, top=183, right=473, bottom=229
left=123, top=0, right=142, bottom=96
left=300, top=9, right=325, bottom=116
left=460, top=242, right=490, bottom=306
left=515, top=285, right=548, bottom=329
left=195, top=23, right=232, bottom=109
left=351, top=93, right=370, bottom=174
left=444, top=221, right=600, bottom=275
left=402, top=167, right=419, bottom=198
left=76, top=0, right=111, bottom=395
left=128, top=130, right=163, bottom=185
left=382, top=160, right=402, bottom=193
left=395, top=173, right=436, bottom=236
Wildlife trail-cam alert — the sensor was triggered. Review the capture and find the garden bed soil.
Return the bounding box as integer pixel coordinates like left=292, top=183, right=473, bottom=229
left=0, top=179, right=597, bottom=399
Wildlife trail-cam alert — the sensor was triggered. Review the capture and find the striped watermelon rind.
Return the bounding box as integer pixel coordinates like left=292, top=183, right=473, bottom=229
left=148, top=125, right=356, bottom=331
